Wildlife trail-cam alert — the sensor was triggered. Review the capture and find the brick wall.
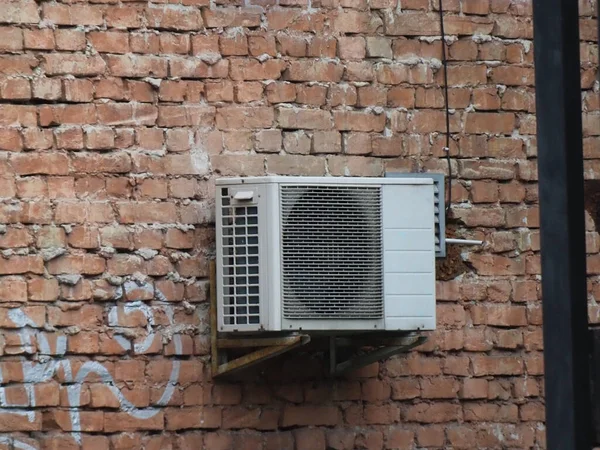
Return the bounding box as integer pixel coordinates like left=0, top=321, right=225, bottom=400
left=0, top=0, right=598, bottom=448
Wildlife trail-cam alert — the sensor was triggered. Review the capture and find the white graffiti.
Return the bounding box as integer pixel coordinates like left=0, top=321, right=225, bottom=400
left=1, top=280, right=185, bottom=447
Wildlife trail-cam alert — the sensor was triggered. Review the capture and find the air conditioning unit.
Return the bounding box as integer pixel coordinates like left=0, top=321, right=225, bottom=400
left=215, top=176, right=437, bottom=334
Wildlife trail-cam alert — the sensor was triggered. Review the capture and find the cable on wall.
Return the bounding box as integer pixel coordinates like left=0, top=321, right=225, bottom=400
left=438, top=0, right=452, bottom=219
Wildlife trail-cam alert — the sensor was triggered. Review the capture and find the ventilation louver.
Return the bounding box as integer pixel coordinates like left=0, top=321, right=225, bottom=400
left=219, top=187, right=261, bottom=327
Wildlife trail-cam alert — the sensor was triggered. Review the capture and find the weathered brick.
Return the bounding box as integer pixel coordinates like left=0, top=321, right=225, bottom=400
left=24, top=28, right=54, bottom=50
left=145, top=5, right=204, bottom=31
left=286, top=60, right=344, bottom=82
left=282, top=406, right=341, bottom=427
left=44, top=54, right=106, bottom=76
left=107, top=55, right=168, bottom=78
left=334, top=111, right=386, bottom=132
left=278, top=108, right=332, bottom=130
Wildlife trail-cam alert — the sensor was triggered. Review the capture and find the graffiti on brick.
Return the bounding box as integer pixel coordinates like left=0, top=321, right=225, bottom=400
left=0, top=280, right=184, bottom=447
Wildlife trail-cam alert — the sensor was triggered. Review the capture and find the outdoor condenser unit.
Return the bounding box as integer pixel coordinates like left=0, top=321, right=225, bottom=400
left=215, top=176, right=437, bottom=333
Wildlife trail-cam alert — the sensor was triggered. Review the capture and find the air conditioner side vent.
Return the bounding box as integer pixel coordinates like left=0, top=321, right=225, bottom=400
left=385, top=172, right=446, bottom=258
left=219, top=187, right=261, bottom=327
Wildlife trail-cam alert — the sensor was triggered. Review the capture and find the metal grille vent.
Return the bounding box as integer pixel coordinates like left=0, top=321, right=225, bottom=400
left=385, top=173, right=446, bottom=257
left=220, top=188, right=260, bottom=326
left=281, top=185, right=384, bottom=319
left=432, top=180, right=443, bottom=254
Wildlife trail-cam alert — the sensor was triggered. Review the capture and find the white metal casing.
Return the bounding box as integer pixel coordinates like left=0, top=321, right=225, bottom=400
left=216, top=176, right=436, bottom=333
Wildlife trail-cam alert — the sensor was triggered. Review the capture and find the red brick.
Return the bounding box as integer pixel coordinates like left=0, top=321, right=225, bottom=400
left=325, top=429, right=355, bottom=450
left=126, top=33, right=159, bottom=55
left=105, top=6, right=143, bottom=28
left=334, top=10, right=382, bottom=33
left=236, top=80, right=264, bottom=102
left=97, top=104, right=158, bottom=126
left=471, top=304, right=527, bottom=327
left=165, top=407, right=221, bottom=430
left=0, top=255, right=43, bottom=274
left=64, top=79, right=94, bottom=103
left=338, top=36, right=366, bottom=60
left=203, top=8, right=262, bottom=27
left=0, top=410, right=41, bottom=431
left=220, top=34, right=248, bottom=56
left=472, top=355, right=523, bottom=376
left=158, top=105, right=215, bottom=127
left=0, top=276, right=27, bottom=302
left=0, top=27, right=23, bottom=51
left=296, top=85, right=327, bottom=106
left=281, top=406, right=341, bottom=427
left=467, top=254, right=525, bottom=276
left=1, top=78, right=30, bottom=100
left=206, top=81, right=234, bottom=102
left=410, top=110, right=461, bottom=133
left=171, top=58, right=230, bottom=79
left=146, top=5, right=204, bottom=31
left=43, top=3, right=102, bottom=26
left=357, top=86, right=387, bottom=107
left=0, top=0, right=40, bottom=24
left=286, top=60, right=344, bottom=82
left=461, top=378, right=489, bottom=399
left=160, top=33, right=190, bottom=54
left=55, top=29, right=85, bottom=51
left=107, top=55, right=168, bottom=78
left=390, top=378, right=420, bottom=400
left=117, top=202, right=177, bottom=223
left=31, top=78, right=61, bottom=102
left=35, top=382, right=61, bottom=407
left=465, top=112, right=516, bottom=134
left=449, top=39, right=478, bottom=60
left=334, top=111, right=386, bottom=132
left=54, top=127, right=83, bottom=150
left=104, top=412, right=165, bottom=433
left=39, top=104, right=96, bottom=127
left=28, top=277, right=59, bottom=301
left=386, top=428, right=414, bottom=449
left=277, top=34, right=307, bottom=57
left=47, top=254, right=105, bottom=275
left=405, top=402, right=462, bottom=423
left=256, top=129, right=283, bottom=153
left=329, top=84, right=358, bottom=106
left=295, top=428, right=326, bottom=450
left=221, top=407, right=272, bottom=430
left=266, top=82, right=296, bottom=103
left=16, top=177, right=46, bottom=199
left=388, top=87, right=415, bottom=108
left=44, top=54, right=106, bottom=76
left=24, top=29, right=54, bottom=50
left=89, top=32, right=129, bottom=54
left=491, top=66, right=535, bottom=86
left=464, top=403, right=519, bottom=423
left=0, top=128, right=21, bottom=151
left=420, top=377, right=460, bottom=399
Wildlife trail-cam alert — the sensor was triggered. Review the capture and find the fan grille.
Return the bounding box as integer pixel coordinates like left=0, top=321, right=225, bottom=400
left=281, top=185, right=384, bottom=319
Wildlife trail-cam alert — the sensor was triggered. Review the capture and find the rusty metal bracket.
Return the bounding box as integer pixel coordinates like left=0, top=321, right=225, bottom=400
left=210, top=260, right=425, bottom=379
left=217, top=335, right=308, bottom=349
left=210, top=260, right=311, bottom=379
left=213, top=335, right=311, bottom=378
left=328, top=334, right=427, bottom=377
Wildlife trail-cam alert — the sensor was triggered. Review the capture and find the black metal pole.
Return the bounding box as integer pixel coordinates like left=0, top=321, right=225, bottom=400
left=532, top=1, right=592, bottom=449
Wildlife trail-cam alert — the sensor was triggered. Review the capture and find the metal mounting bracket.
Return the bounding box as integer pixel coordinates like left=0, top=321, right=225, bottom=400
left=210, top=261, right=311, bottom=379
left=327, top=334, right=427, bottom=376
left=209, top=260, right=426, bottom=379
